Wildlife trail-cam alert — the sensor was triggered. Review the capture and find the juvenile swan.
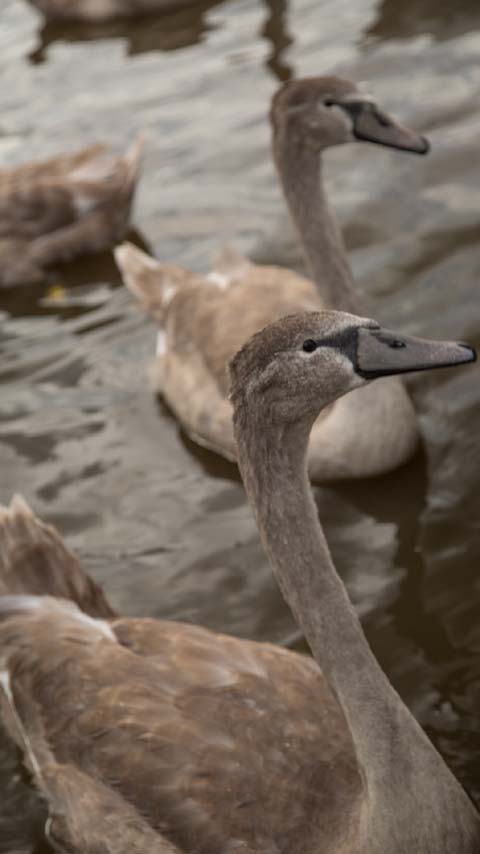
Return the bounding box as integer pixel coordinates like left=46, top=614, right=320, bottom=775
left=0, top=312, right=477, bottom=853
left=27, top=0, right=210, bottom=21
left=116, top=76, right=429, bottom=480
left=0, top=136, right=143, bottom=286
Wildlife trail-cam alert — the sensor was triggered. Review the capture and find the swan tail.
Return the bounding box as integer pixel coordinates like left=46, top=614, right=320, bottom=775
left=66, top=133, right=144, bottom=233
left=0, top=495, right=115, bottom=619
left=116, top=132, right=145, bottom=206
left=115, top=241, right=197, bottom=323
left=123, top=132, right=145, bottom=182
left=108, top=132, right=145, bottom=226
left=0, top=503, right=147, bottom=853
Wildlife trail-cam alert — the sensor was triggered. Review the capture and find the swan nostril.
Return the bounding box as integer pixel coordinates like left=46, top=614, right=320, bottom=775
left=385, top=339, right=406, bottom=349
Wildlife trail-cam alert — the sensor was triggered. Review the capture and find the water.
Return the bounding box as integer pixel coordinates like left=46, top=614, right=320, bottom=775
left=1, top=0, right=479, bottom=835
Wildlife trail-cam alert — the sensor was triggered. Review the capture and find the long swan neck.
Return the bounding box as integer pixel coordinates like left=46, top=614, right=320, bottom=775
left=235, top=412, right=398, bottom=776
left=234, top=403, right=479, bottom=847
left=273, top=139, right=360, bottom=314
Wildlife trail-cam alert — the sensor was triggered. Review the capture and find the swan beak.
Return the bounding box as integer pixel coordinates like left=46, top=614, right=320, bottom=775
left=347, top=102, right=429, bottom=154
left=356, top=327, right=476, bottom=379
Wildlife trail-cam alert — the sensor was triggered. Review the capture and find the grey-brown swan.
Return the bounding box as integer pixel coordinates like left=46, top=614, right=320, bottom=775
left=26, top=0, right=211, bottom=21
left=116, top=76, right=429, bottom=480
left=0, top=136, right=143, bottom=287
left=0, top=310, right=477, bottom=853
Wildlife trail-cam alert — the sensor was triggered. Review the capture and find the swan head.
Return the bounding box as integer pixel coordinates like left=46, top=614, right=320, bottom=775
left=270, top=75, right=429, bottom=155
left=229, top=311, right=475, bottom=426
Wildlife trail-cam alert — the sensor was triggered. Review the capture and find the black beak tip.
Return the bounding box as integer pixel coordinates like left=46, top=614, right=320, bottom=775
left=418, top=136, right=430, bottom=155
left=459, top=343, right=477, bottom=363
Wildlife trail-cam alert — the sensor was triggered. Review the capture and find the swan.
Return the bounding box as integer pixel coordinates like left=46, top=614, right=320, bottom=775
left=26, top=0, right=212, bottom=21
left=0, top=310, right=477, bottom=853
left=116, top=76, right=429, bottom=480
left=0, top=135, right=143, bottom=287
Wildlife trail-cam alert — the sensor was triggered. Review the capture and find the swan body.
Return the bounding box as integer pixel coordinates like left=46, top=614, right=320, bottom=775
left=116, top=242, right=417, bottom=480
left=27, top=0, right=207, bottom=21
left=0, top=136, right=143, bottom=286
left=0, top=311, right=477, bottom=853
left=0, top=529, right=358, bottom=853
left=116, top=76, right=429, bottom=480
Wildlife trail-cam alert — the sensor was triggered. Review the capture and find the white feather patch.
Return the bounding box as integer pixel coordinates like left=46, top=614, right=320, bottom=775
left=156, top=331, right=167, bottom=356
left=162, top=283, right=176, bottom=304
left=72, top=193, right=97, bottom=217
left=73, top=609, right=117, bottom=642
left=206, top=271, right=231, bottom=290
left=0, top=669, right=13, bottom=703
left=0, top=595, right=116, bottom=642
left=0, top=667, right=43, bottom=781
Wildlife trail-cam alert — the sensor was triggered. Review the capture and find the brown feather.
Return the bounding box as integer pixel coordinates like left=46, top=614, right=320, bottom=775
left=0, top=497, right=361, bottom=853
left=0, top=137, right=143, bottom=286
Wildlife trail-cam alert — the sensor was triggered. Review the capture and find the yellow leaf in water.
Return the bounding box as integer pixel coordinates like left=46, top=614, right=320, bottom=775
left=45, top=284, right=66, bottom=302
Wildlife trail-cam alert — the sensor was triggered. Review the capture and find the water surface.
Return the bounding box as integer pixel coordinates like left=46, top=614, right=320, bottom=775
left=1, top=0, right=479, bottom=833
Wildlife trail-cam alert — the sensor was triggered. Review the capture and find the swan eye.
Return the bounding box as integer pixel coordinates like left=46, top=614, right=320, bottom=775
left=302, top=339, right=318, bottom=353
left=324, top=99, right=335, bottom=107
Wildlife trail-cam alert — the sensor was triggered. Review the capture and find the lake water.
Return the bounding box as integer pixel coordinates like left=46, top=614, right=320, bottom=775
left=0, top=0, right=479, bottom=837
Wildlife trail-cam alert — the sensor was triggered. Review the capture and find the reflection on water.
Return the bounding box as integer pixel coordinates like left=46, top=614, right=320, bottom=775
left=366, top=0, right=480, bottom=43
left=28, top=0, right=227, bottom=63
left=260, top=0, right=293, bottom=81
left=0, top=228, right=149, bottom=320
left=0, top=0, right=480, bottom=844
left=28, top=0, right=292, bottom=74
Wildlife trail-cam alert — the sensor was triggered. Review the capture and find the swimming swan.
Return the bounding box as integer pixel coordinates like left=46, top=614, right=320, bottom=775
left=0, top=136, right=143, bottom=286
left=27, top=0, right=211, bottom=21
left=0, top=311, right=477, bottom=853
left=116, top=76, right=429, bottom=480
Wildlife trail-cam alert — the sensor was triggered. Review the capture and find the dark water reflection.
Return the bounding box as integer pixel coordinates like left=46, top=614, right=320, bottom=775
left=366, top=0, right=480, bottom=44
left=28, top=0, right=228, bottom=64
left=0, top=0, right=480, bottom=841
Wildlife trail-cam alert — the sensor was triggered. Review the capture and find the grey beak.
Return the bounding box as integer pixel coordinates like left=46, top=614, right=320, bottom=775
left=357, top=327, right=476, bottom=378
left=338, top=98, right=429, bottom=155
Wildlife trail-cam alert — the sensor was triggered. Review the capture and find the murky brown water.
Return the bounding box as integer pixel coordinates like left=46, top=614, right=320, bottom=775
left=1, top=0, right=480, bottom=837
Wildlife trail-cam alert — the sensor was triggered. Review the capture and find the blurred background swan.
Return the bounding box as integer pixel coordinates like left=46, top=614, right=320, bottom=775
left=27, top=0, right=219, bottom=21
left=0, top=136, right=143, bottom=286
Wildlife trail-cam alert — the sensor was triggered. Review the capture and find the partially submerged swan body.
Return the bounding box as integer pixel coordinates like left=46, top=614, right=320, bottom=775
left=116, top=76, right=429, bottom=480
left=116, top=243, right=416, bottom=480
left=27, top=0, right=206, bottom=21
left=0, top=136, right=143, bottom=287
left=0, top=311, right=477, bottom=853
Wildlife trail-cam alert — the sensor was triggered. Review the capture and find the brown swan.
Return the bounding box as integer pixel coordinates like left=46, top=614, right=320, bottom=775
left=26, top=0, right=212, bottom=21
left=0, top=135, right=143, bottom=286
left=0, top=310, right=478, bottom=853
left=116, top=76, right=429, bottom=480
